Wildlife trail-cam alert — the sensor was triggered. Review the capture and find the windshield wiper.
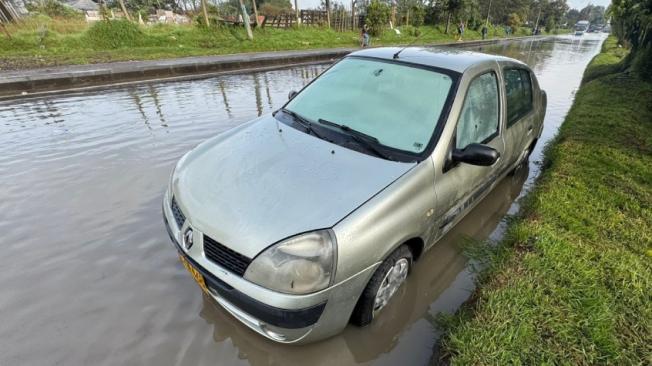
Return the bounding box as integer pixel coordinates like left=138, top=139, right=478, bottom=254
left=279, top=108, right=324, bottom=140
left=317, top=118, right=392, bottom=160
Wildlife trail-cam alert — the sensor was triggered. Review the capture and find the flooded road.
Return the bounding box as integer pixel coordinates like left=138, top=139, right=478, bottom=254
left=0, top=34, right=606, bottom=365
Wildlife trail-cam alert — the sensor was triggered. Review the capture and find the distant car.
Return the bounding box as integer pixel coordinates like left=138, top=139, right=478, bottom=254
left=575, top=20, right=589, bottom=35
left=163, top=47, right=547, bottom=344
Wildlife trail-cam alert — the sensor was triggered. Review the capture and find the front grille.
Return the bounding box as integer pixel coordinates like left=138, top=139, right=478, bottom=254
left=170, top=197, right=186, bottom=228
left=203, top=235, right=251, bottom=276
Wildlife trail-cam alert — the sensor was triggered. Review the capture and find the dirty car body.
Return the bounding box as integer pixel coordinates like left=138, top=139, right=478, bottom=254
left=163, top=47, right=546, bottom=344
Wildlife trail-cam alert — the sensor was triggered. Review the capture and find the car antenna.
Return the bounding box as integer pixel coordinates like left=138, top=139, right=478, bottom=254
left=393, top=29, right=429, bottom=59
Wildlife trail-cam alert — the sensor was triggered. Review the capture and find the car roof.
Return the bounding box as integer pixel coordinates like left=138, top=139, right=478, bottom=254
left=347, top=47, right=522, bottom=73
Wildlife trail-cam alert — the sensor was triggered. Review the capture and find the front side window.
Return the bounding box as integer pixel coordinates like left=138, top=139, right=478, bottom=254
left=456, top=72, right=499, bottom=149
left=283, top=58, right=454, bottom=155
left=505, top=68, right=533, bottom=126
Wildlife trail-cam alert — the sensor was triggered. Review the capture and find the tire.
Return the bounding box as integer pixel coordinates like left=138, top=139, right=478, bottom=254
left=350, top=245, right=413, bottom=327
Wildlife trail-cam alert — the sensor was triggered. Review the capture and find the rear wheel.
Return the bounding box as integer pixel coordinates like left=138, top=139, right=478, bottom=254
left=509, top=140, right=536, bottom=176
left=350, top=245, right=413, bottom=326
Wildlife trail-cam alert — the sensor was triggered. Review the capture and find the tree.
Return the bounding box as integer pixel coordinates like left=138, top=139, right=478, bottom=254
left=395, top=0, right=426, bottom=26
left=424, top=0, right=448, bottom=25
left=295, top=0, right=299, bottom=23
left=579, top=4, right=606, bottom=24
left=531, top=0, right=567, bottom=32
left=365, top=0, right=391, bottom=35
left=507, top=12, right=521, bottom=32
left=259, top=1, right=292, bottom=15
left=118, top=0, right=133, bottom=21
left=325, top=0, right=331, bottom=27
left=608, top=0, right=652, bottom=79
left=444, top=0, right=462, bottom=33
left=479, top=0, right=529, bottom=25
left=251, top=0, right=261, bottom=27
left=564, top=8, right=580, bottom=27
left=238, top=0, right=254, bottom=39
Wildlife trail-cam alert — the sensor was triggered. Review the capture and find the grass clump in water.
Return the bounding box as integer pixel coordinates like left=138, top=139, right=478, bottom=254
left=436, top=36, right=652, bottom=365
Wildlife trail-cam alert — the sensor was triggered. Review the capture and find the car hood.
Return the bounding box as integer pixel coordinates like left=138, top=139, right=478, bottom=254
left=172, top=115, right=416, bottom=259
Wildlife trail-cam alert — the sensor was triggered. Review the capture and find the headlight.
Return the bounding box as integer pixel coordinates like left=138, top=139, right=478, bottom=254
left=244, top=230, right=337, bottom=295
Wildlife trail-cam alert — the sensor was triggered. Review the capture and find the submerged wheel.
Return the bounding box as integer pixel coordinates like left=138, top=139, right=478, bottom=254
left=509, top=142, right=535, bottom=176
left=350, top=245, right=413, bottom=326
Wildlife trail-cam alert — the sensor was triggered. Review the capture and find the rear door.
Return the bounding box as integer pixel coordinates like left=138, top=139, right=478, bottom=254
left=432, top=68, right=506, bottom=236
left=502, top=67, right=536, bottom=165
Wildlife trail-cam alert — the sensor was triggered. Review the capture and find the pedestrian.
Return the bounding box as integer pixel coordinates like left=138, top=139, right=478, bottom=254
left=361, top=24, right=370, bottom=48
left=481, top=25, right=488, bottom=40
left=457, top=21, right=465, bottom=41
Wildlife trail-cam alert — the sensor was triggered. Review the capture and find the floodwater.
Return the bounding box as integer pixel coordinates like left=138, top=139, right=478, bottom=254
left=0, top=34, right=606, bottom=365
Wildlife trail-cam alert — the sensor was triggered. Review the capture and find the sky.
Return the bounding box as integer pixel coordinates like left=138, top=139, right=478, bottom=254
left=297, top=0, right=612, bottom=11
left=566, top=0, right=611, bottom=9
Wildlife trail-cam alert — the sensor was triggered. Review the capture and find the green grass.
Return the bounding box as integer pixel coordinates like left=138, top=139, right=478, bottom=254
left=436, top=37, right=652, bottom=365
left=582, top=37, right=630, bottom=83
left=0, top=16, right=537, bottom=70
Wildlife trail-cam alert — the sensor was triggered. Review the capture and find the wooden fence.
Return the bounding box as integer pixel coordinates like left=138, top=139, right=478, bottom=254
left=263, top=10, right=363, bottom=31
left=263, top=13, right=297, bottom=28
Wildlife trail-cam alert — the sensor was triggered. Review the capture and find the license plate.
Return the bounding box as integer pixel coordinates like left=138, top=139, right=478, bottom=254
left=179, top=254, right=209, bottom=294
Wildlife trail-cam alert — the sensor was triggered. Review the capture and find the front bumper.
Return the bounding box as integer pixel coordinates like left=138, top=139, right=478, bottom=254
left=162, top=190, right=378, bottom=344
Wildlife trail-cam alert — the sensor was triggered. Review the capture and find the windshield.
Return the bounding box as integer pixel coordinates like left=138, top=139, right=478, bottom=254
left=283, top=57, right=454, bottom=155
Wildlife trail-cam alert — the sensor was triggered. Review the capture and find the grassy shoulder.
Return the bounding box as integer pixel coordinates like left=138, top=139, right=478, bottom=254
left=0, top=16, right=541, bottom=70
left=437, top=36, right=652, bottom=364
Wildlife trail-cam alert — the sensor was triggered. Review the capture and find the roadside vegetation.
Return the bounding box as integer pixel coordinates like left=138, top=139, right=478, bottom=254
left=0, top=17, right=533, bottom=70
left=0, top=0, right=583, bottom=70
left=436, top=36, right=652, bottom=364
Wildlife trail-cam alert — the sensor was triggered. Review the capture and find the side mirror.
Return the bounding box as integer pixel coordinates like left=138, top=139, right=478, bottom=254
left=288, top=90, right=298, bottom=100
left=452, top=143, right=500, bottom=166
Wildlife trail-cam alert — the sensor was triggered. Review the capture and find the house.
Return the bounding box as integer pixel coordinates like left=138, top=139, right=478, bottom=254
left=64, top=0, right=100, bottom=22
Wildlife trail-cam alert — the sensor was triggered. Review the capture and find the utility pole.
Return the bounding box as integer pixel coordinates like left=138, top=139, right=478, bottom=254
left=534, top=3, right=542, bottom=34
left=485, top=0, right=492, bottom=26
left=251, top=0, right=260, bottom=27
left=325, top=0, right=330, bottom=28
left=201, top=0, right=210, bottom=26
left=351, top=0, right=356, bottom=30
left=295, top=0, right=300, bottom=25
left=238, top=0, right=254, bottom=40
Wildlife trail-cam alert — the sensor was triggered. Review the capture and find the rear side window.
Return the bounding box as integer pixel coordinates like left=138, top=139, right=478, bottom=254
left=504, top=69, right=533, bottom=127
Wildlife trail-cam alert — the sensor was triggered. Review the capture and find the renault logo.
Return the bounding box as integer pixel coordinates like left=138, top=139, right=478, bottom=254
left=182, top=228, right=194, bottom=250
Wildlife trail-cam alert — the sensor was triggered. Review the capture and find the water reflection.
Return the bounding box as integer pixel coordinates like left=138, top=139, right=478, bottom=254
left=218, top=79, right=233, bottom=118
left=0, top=34, right=606, bottom=366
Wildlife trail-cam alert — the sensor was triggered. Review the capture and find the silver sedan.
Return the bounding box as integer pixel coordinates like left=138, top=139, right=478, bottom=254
left=163, top=47, right=546, bottom=344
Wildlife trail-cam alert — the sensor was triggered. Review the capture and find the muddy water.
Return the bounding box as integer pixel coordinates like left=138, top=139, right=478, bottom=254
left=0, top=34, right=606, bottom=365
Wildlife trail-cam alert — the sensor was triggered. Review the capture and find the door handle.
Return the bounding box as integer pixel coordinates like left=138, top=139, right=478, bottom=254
left=527, top=126, right=533, bottom=135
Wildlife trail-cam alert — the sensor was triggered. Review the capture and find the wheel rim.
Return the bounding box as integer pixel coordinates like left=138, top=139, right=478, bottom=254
left=372, top=258, right=409, bottom=317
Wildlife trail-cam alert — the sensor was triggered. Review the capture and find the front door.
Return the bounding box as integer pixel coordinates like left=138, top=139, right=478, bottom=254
left=433, top=70, right=506, bottom=237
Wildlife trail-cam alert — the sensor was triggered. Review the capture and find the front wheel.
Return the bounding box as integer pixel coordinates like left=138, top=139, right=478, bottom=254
left=350, top=245, right=413, bottom=326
